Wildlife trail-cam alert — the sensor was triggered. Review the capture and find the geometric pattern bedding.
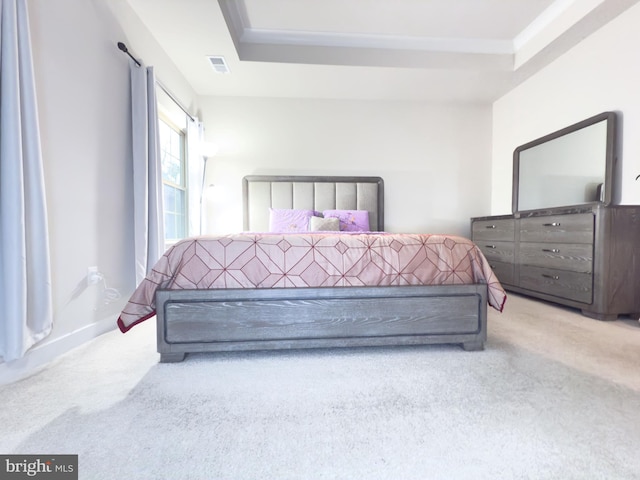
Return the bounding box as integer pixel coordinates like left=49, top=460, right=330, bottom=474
left=117, top=232, right=507, bottom=332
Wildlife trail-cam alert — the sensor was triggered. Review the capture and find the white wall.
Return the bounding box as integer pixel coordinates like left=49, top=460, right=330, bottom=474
left=1, top=0, right=197, bottom=381
left=200, top=97, right=493, bottom=236
left=492, top=2, right=640, bottom=215
left=28, top=0, right=133, bottom=337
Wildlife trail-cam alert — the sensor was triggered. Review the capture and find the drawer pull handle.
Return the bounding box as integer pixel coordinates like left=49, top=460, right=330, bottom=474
left=542, top=274, right=560, bottom=280
left=485, top=225, right=497, bottom=229
left=542, top=248, right=560, bottom=253
left=542, top=222, right=561, bottom=227
left=485, top=245, right=497, bottom=249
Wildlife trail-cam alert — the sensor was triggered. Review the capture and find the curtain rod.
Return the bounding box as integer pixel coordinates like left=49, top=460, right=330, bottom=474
left=117, top=42, right=196, bottom=123
left=156, top=81, right=196, bottom=123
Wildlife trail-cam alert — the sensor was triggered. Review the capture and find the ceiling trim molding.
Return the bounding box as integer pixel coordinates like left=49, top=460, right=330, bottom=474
left=241, top=29, right=514, bottom=55
left=514, top=0, right=640, bottom=70
left=218, top=0, right=640, bottom=76
left=218, top=0, right=513, bottom=70
left=513, top=0, right=576, bottom=51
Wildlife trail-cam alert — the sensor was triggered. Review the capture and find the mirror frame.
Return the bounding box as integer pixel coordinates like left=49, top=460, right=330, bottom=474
left=512, top=111, right=618, bottom=214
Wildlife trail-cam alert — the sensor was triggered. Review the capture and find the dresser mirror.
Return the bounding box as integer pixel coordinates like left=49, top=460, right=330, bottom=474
left=512, top=111, right=618, bottom=213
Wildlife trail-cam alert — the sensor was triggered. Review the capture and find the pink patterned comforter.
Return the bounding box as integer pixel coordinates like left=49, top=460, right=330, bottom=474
left=117, top=233, right=507, bottom=332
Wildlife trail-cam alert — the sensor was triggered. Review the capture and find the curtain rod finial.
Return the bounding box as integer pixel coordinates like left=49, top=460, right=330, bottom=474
left=118, top=42, right=141, bottom=67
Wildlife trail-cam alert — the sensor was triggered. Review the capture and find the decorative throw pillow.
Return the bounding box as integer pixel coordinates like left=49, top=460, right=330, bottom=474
left=322, top=210, right=370, bottom=232
left=309, top=216, right=340, bottom=231
left=268, top=208, right=319, bottom=232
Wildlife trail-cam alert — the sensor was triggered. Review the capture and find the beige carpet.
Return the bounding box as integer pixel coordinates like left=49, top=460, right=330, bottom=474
left=1, top=293, right=640, bottom=479
left=491, top=293, right=640, bottom=391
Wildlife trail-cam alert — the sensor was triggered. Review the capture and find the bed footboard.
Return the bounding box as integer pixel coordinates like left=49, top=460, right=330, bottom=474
left=155, top=284, right=488, bottom=362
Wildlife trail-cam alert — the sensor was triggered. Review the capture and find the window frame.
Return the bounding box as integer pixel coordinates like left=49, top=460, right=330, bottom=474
left=158, top=114, right=188, bottom=249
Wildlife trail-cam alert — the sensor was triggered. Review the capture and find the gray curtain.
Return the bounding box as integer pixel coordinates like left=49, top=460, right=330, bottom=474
left=129, top=60, right=164, bottom=285
left=0, top=0, right=53, bottom=361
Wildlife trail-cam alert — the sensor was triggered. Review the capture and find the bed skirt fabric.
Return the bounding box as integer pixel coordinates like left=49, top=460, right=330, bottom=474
left=117, top=232, right=506, bottom=332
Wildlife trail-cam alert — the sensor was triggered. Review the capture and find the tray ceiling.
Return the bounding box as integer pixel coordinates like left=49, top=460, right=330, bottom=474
left=123, top=0, right=639, bottom=102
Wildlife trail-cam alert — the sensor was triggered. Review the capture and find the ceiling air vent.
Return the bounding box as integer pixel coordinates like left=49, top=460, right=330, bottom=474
left=207, top=56, right=230, bottom=74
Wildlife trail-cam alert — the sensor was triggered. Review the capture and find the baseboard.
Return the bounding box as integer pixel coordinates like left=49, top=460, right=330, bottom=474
left=0, top=317, right=116, bottom=385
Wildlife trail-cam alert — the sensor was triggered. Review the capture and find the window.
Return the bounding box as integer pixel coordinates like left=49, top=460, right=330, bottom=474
left=159, top=118, right=187, bottom=248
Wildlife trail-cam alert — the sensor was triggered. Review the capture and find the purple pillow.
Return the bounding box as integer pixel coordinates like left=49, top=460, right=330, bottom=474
left=269, top=208, right=320, bottom=232
left=322, top=210, right=370, bottom=232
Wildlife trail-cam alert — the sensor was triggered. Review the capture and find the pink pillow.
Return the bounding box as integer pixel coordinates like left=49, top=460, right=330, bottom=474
left=322, top=210, right=370, bottom=232
left=268, top=208, right=319, bottom=232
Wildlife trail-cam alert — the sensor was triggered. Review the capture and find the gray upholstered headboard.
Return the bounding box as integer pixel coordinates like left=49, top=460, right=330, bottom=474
left=243, top=175, right=384, bottom=232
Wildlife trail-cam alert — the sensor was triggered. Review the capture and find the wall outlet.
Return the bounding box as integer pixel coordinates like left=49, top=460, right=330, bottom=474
left=87, top=266, right=101, bottom=286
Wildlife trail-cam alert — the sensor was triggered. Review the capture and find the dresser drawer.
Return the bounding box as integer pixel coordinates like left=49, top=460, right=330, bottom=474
left=472, top=219, right=514, bottom=241
left=518, top=242, right=592, bottom=273
left=486, top=260, right=515, bottom=286
left=519, top=265, right=592, bottom=303
left=477, top=241, right=515, bottom=264
left=519, top=213, right=594, bottom=244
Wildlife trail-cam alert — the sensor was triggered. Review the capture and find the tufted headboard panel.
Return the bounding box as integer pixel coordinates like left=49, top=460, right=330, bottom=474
left=242, top=175, right=384, bottom=232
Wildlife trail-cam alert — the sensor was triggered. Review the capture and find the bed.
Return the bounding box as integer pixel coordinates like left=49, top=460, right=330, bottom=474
left=117, top=175, right=506, bottom=362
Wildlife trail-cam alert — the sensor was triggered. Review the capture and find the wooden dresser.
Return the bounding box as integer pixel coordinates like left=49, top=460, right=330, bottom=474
left=472, top=205, right=640, bottom=320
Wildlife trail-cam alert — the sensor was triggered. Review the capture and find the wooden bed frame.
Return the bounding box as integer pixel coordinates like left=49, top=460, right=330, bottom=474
left=156, top=175, right=487, bottom=362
